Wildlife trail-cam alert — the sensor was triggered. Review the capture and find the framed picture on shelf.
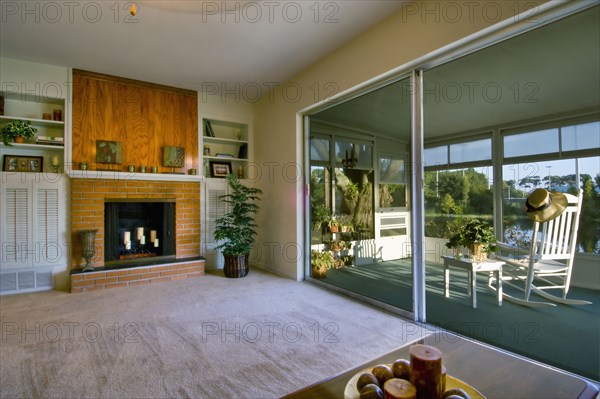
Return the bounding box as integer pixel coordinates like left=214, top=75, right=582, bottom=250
left=3, top=155, right=43, bottom=172
left=209, top=161, right=232, bottom=178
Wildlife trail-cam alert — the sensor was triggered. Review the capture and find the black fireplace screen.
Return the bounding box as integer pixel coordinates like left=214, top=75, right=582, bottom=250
left=104, top=199, right=175, bottom=264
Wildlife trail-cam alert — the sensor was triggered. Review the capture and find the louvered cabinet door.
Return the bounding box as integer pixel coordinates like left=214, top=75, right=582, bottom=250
left=32, top=179, right=67, bottom=268
left=1, top=178, right=33, bottom=269
left=203, top=180, right=228, bottom=269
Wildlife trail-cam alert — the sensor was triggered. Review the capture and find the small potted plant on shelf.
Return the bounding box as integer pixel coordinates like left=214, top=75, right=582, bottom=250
left=310, top=250, right=335, bottom=278
left=214, top=174, right=262, bottom=278
left=338, top=214, right=354, bottom=233
left=447, top=219, right=497, bottom=262
left=1, top=120, right=38, bottom=146
left=328, top=216, right=339, bottom=233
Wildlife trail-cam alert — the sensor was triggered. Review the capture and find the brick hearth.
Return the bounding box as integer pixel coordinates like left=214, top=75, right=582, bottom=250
left=70, top=260, right=205, bottom=293
left=70, top=178, right=202, bottom=291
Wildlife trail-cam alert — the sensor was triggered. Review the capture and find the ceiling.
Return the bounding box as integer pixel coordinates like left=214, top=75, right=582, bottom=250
left=312, top=6, right=600, bottom=141
left=0, top=0, right=405, bottom=91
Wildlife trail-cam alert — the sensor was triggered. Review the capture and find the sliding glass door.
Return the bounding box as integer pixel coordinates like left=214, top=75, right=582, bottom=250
left=307, top=78, right=414, bottom=314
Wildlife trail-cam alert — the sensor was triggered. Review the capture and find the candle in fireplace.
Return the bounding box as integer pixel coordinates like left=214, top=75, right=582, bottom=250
left=150, top=230, right=157, bottom=242
left=136, top=227, right=143, bottom=240
left=140, top=235, right=146, bottom=245
left=123, top=231, right=131, bottom=245
left=154, top=239, right=159, bottom=247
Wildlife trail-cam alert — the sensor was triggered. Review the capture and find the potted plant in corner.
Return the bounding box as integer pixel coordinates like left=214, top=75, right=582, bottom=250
left=214, top=174, right=262, bottom=278
left=1, top=120, right=38, bottom=146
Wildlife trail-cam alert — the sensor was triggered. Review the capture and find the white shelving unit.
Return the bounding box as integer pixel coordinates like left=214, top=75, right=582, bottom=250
left=202, top=118, right=249, bottom=179
left=0, top=91, right=66, bottom=173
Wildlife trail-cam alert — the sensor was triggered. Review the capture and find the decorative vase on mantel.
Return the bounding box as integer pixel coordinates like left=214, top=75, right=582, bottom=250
left=80, top=229, right=98, bottom=271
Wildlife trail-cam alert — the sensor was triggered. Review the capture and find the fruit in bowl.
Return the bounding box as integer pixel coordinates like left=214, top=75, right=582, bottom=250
left=348, top=344, right=479, bottom=399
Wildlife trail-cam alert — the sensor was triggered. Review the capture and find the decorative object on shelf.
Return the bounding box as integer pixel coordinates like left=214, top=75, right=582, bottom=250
left=216, top=153, right=234, bottom=158
left=80, top=161, right=88, bottom=170
left=188, top=168, right=197, bottom=175
left=203, top=145, right=211, bottom=156
left=3, top=155, right=43, bottom=172
left=36, top=136, right=64, bottom=145
left=53, top=109, right=62, bottom=121
left=50, top=155, right=60, bottom=173
left=236, top=165, right=244, bottom=179
left=328, top=215, right=339, bottom=233
left=1, top=119, right=38, bottom=146
left=139, top=165, right=146, bottom=173
left=163, top=146, right=185, bottom=171
left=214, top=174, right=262, bottom=278
left=204, top=120, right=215, bottom=137
left=128, top=164, right=135, bottom=172
left=342, top=144, right=358, bottom=169
left=151, top=166, right=158, bottom=173
left=43, top=113, right=52, bottom=120
left=236, top=131, right=242, bottom=141
left=79, top=229, right=98, bottom=271
left=446, top=219, right=497, bottom=262
left=238, top=143, right=248, bottom=159
left=209, top=160, right=232, bottom=178
left=96, top=140, right=123, bottom=164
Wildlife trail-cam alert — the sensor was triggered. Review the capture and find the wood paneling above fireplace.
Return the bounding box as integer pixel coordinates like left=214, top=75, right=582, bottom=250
left=71, top=69, right=198, bottom=173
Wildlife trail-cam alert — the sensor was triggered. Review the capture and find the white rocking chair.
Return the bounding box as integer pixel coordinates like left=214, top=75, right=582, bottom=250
left=496, top=189, right=592, bottom=307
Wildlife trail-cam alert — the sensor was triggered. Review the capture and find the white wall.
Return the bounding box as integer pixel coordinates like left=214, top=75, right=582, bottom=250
left=251, top=1, right=543, bottom=280
left=1, top=57, right=69, bottom=100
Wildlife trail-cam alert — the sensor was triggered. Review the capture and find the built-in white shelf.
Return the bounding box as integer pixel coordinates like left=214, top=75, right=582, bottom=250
left=203, top=137, right=248, bottom=145
left=0, top=115, right=64, bottom=127
left=0, top=142, right=64, bottom=150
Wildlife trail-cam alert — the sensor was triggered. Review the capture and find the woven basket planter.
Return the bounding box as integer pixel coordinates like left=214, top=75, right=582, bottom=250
left=468, top=244, right=487, bottom=262
left=223, top=254, right=249, bottom=278
left=311, top=265, right=328, bottom=278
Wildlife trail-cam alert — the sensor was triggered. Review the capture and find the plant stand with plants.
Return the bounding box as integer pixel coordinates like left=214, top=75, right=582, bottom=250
left=214, top=174, right=262, bottom=278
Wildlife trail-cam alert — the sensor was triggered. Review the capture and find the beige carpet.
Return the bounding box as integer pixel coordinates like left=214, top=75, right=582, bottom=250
left=0, top=269, right=426, bottom=398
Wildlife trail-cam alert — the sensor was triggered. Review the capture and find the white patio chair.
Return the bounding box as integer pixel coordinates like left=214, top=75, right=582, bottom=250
left=496, top=189, right=591, bottom=307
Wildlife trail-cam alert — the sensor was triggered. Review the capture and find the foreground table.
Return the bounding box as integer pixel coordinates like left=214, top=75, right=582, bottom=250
left=282, top=331, right=598, bottom=399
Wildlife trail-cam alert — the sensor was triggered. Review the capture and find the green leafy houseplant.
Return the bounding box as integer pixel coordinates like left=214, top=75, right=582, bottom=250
left=446, top=219, right=497, bottom=261
left=214, top=174, right=262, bottom=278
left=311, top=204, right=331, bottom=232
left=1, top=120, right=38, bottom=146
left=310, top=250, right=335, bottom=278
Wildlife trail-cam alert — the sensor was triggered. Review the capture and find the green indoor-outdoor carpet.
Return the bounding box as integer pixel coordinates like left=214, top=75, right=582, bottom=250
left=322, top=260, right=600, bottom=381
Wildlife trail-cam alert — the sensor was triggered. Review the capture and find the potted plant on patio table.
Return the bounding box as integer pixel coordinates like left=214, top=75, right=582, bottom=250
left=446, top=219, right=497, bottom=262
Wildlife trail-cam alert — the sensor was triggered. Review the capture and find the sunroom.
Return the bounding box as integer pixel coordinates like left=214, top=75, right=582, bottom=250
left=305, top=3, right=599, bottom=381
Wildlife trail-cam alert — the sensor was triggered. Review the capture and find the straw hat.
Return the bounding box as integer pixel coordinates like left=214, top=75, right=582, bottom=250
left=525, top=188, right=568, bottom=222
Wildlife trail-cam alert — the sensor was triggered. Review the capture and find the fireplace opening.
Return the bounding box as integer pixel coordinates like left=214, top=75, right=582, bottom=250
left=104, top=199, right=176, bottom=266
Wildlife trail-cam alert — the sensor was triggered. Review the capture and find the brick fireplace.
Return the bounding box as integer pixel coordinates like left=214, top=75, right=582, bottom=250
left=70, top=178, right=203, bottom=292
